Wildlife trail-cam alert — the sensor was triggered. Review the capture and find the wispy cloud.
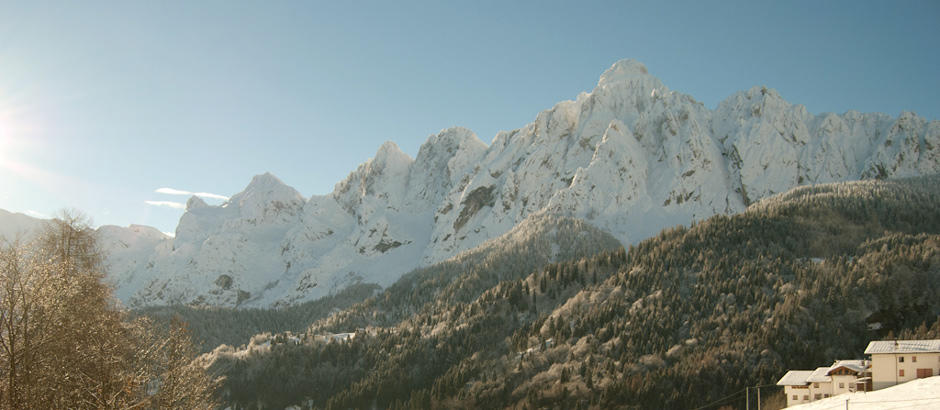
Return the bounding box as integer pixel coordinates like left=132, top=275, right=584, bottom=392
left=193, top=192, right=229, bottom=201
left=155, top=187, right=229, bottom=201
left=155, top=187, right=191, bottom=196
left=144, top=200, right=186, bottom=209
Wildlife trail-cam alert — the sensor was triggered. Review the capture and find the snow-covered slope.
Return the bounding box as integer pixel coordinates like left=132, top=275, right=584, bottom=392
left=97, top=224, right=172, bottom=302
left=0, top=209, right=46, bottom=240
left=0, top=210, right=173, bottom=305
left=791, top=376, right=940, bottom=409
left=103, top=59, right=940, bottom=307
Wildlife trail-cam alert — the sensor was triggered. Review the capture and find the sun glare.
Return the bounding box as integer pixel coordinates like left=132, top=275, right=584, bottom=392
left=0, top=118, right=14, bottom=166
left=0, top=102, right=39, bottom=167
left=0, top=133, right=9, bottom=166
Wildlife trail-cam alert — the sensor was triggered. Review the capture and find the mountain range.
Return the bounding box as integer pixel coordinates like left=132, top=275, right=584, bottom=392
left=206, top=175, right=940, bottom=409
left=3, top=59, right=938, bottom=308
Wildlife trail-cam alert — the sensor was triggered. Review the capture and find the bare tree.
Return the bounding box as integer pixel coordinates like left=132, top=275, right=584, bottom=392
left=0, top=210, right=218, bottom=409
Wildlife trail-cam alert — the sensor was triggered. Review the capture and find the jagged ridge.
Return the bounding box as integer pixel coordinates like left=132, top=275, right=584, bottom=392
left=101, top=59, right=939, bottom=308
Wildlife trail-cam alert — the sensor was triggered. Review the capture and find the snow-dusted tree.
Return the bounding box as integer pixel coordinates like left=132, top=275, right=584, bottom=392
left=0, top=211, right=217, bottom=408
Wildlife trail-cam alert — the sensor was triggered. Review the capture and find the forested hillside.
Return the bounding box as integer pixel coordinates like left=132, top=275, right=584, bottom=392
left=202, top=176, right=940, bottom=409
left=136, top=282, right=380, bottom=352
left=204, top=215, right=621, bottom=407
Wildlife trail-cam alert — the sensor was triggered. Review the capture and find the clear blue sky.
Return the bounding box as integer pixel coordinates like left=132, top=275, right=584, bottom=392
left=1, top=0, right=938, bottom=234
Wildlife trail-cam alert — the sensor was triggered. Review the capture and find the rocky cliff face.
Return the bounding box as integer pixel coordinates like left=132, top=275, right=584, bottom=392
left=100, top=59, right=939, bottom=308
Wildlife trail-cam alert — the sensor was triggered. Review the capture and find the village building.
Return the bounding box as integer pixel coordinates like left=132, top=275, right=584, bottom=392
left=864, top=339, right=940, bottom=390
left=828, top=360, right=872, bottom=394
left=776, top=360, right=870, bottom=407
left=777, top=340, right=940, bottom=407
left=777, top=370, right=813, bottom=406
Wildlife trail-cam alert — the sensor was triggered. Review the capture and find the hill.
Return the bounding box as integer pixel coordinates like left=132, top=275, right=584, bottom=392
left=202, top=175, right=940, bottom=408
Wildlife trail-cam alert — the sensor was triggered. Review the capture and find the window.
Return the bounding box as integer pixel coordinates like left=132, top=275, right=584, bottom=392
left=899, top=356, right=905, bottom=363
left=803, top=395, right=809, bottom=401
left=899, top=369, right=905, bottom=377
left=839, top=382, right=844, bottom=388
left=792, top=395, right=798, bottom=401
left=824, top=394, right=830, bottom=398
left=913, top=356, right=917, bottom=362
left=814, top=394, right=822, bottom=400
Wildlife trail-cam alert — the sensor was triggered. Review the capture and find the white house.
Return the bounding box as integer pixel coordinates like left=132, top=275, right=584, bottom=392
left=776, top=360, right=870, bottom=407
left=777, top=370, right=814, bottom=406
left=827, top=360, right=871, bottom=395
left=865, top=339, right=940, bottom=390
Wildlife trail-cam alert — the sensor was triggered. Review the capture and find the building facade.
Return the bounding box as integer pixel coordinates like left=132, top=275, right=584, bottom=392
left=776, top=360, right=870, bottom=407
left=778, top=370, right=814, bottom=406
left=865, top=340, right=940, bottom=390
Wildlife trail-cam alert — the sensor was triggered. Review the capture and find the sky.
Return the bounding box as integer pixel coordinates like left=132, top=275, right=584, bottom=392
left=0, top=1, right=938, bottom=235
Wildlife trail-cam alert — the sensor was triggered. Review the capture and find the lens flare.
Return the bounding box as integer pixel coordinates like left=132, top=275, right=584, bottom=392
left=0, top=95, right=42, bottom=170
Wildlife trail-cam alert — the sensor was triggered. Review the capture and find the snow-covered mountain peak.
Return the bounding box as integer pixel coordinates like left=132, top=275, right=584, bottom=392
left=421, top=127, right=484, bottom=151
left=333, top=141, right=414, bottom=214
left=414, top=127, right=486, bottom=176
left=408, top=127, right=487, bottom=207
left=718, top=85, right=794, bottom=115
left=746, top=85, right=790, bottom=108
left=96, top=59, right=939, bottom=309
left=374, top=141, right=412, bottom=168
left=186, top=195, right=208, bottom=210
left=597, top=59, right=654, bottom=87
left=230, top=172, right=303, bottom=204
left=223, top=172, right=304, bottom=223
left=228, top=172, right=303, bottom=205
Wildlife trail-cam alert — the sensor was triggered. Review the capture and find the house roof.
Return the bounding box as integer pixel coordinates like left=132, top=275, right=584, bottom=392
left=777, top=370, right=814, bottom=386
left=827, top=360, right=869, bottom=375
left=864, top=340, right=940, bottom=354
left=807, top=367, right=833, bottom=383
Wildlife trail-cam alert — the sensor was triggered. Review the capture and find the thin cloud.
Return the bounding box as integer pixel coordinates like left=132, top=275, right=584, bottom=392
left=193, top=192, right=229, bottom=201
left=144, top=200, right=186, bottom=209
left=155, top=187, right=229, bottom=201
left=155, top=187, right=191, bottom=196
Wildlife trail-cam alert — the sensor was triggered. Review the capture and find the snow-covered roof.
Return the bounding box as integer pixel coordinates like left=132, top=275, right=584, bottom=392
left=779, top=360, right=868, bottom=386
left=827, top=360, right=869, bottom=375
left=807, top=367, right=832, bottom=383
left=778, top=370, right=814, bottom=386
left=865, top=340, right=940, bottom=354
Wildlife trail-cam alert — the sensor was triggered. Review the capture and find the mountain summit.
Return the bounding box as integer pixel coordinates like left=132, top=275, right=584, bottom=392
left=101, top=60, right=940, bottom=308
left=597, top=59, right=652, bottom=86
